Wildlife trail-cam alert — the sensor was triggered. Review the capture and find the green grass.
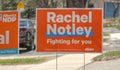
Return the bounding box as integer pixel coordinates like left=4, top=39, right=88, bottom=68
left=93, top=51, right=120, bottom=61
left=116, top=25, right=120, bottom=30
left=105, top=17, right=120, bottom=22
left=103, top=33, right=110, bottom=41
left=104, top=17, right=120, bottom=27
left=103, top=33, right=110, bottom=37
left=0, top=56, right=55, bottom=65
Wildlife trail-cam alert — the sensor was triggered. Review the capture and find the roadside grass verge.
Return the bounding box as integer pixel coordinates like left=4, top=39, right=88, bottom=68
left=103, top=33, right=110, bottom=37
left=103, top=17, right=120, bottom=28
left=0, top=56, right=55, bottom=65
left=116, top=25, right=120, bottom=30
left=103, top=33, right=110, bottom=41
left=93, top=51, right=120, bottom=61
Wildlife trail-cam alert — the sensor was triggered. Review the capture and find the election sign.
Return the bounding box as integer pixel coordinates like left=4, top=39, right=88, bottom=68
left=0, top=11, right=19, bottom=54
left=37, top=8, right=102, bottom=52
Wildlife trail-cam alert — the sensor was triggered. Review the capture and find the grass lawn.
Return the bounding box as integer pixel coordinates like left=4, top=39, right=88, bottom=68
left=0, top=56, right=55, bottom=65
left=116, top=25, right=120, bottom=30
left=103, top=33, right=110, bottom=37
left=103, top=33, right=110, bottom=41
left=93, top=51, right=120, bottom=61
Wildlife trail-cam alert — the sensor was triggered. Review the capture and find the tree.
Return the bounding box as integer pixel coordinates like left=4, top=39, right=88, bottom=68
left=22, top=0, right=66, bottom=19
left=1, top=0, right=18, bottom=10
left=2, top=0, right=88, bottom=18
left=66, top=0, right=86, bottom=8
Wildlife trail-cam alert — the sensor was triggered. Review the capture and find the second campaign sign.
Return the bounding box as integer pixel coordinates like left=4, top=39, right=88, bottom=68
left=0, top=11, right=19, bottom=54
left=37, top=9, right=102, bottom=52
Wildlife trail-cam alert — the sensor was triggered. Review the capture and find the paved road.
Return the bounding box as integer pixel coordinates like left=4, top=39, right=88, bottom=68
left=77, top=59, right=120, bottom=70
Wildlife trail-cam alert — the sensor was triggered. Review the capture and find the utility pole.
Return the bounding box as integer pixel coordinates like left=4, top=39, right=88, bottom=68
left=85, top=0, right=90, bottom=8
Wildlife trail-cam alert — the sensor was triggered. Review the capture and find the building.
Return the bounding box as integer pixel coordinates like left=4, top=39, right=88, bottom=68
left=87, top=0, right=120, bottom=18
left=104, top=0, right=120, bottom=18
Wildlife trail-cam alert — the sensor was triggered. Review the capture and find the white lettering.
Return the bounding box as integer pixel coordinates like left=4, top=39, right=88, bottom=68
left=47, top=11, right=92, bottom=23
left=0, top=31, right=10, bottom=44
left=47, top=24, right=92, bottom=37
left=2, top=14, right=16, bottom=23
left=47, top=24, right=56, bottom=35
left=47, top=12, right=56, bottom=23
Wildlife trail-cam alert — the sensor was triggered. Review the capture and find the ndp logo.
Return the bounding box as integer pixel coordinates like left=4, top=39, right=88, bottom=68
left=0, top=14, right=16, bottom=23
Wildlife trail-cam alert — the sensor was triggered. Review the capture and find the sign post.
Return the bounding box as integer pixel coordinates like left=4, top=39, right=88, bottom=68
left=17, top=1, right=24, bottom=19
left=0, top=11, right=19, bottom=54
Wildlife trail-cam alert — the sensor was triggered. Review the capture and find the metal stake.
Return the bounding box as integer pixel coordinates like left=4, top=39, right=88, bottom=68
left=56, top=52, right=58, bottom=70
left=84, top=53, right=86, bottom=70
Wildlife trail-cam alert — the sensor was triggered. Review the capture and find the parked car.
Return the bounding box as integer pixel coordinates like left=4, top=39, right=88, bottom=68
left=19, top=19, right=35, bottom=50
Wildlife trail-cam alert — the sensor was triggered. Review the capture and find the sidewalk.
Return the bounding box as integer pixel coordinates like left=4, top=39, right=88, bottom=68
left=0, top=53, right=100, bottom=70
left=77, top=58, right=120, bottom=70
left=110, top=33, right=120, bottom=39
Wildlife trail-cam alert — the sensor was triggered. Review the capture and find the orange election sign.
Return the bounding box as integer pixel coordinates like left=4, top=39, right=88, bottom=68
left=0, top=11, right=19, bottom=54
left=37, top=9, right=102, bottom=52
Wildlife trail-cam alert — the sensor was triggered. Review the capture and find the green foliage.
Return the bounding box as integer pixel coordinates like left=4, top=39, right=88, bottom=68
left=2, top=0, right=18, bottom=10
left=116, top=25, right=120, bottom=30
left=93, top=51, right=120, bottom=61
left=0, top=58, right=44, bottom=65
left=103, top=33, right=110, bottom=36
left=0, top=56, right=56, bottom=65
left=1, top=0, right=85, bottom=18
left=104, top=17, right=120, bottom=27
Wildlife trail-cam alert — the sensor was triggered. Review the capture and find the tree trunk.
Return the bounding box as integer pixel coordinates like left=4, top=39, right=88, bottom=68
left=66, top=0, right=86, bottom=8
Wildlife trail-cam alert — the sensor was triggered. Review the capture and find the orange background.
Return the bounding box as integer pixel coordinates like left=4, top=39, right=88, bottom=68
left=37, top=9, right=102, bottom=52
left=0, top=11, right=18, bottom=49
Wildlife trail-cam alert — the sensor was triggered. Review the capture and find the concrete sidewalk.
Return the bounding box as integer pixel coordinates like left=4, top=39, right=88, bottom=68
left=0, top=53, right=100, bottom=70
left=110, top=33, right=120, bottom=39
left=78, top=58, right=120, bottom=70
